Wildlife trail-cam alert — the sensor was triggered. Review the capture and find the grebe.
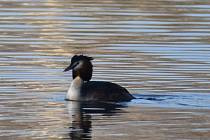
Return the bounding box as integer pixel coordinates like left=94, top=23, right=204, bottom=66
left=64, top=55, right=134, bottom=102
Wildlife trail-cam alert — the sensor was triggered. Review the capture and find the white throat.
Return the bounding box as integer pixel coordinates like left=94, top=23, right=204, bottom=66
left=66, top=76, right=83, bottom=101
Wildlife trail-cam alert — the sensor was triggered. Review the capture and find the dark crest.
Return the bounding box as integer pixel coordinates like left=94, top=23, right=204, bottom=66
left=71, top=55, right=93, bottom=64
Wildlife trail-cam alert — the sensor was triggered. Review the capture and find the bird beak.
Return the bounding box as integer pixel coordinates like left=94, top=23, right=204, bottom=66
left=63, top=62, right=78, bottom=72
left=63, top=64, right=73, bottom=72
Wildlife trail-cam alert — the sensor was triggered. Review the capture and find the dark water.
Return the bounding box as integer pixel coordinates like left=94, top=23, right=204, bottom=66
left=1, top=0, right=210, bottom=139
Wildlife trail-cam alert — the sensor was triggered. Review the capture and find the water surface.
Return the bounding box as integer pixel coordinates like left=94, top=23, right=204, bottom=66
left=0, top=0, right=210, bottom=139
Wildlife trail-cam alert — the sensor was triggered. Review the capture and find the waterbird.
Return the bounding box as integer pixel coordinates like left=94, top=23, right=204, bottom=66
left=64, top=55, right=135, bottom=102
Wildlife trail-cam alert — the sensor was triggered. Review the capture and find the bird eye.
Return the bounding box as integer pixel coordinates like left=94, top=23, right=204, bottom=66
left=72, top=61, right=79, bottom=68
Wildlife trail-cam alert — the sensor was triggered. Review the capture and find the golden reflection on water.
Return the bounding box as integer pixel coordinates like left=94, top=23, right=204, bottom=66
left=0, top=0, right=210, bottom=139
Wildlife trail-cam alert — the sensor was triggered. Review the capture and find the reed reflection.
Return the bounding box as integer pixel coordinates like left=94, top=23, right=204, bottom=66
left=66, top=101, right=126, bottom=140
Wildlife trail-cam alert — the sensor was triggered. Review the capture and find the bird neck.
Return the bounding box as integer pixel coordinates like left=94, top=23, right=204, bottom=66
left=66, top=76, right=84, bottom=101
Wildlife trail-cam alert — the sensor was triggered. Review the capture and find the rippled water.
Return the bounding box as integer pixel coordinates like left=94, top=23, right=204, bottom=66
left=1, top=0, right=210, bottom=139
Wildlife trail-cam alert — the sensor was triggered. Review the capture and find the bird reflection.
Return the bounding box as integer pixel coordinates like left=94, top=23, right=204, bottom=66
left=66, top=101, right=126, bottom=140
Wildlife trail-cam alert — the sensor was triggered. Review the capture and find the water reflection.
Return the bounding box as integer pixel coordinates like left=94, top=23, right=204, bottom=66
left=66, top=101, right=125, bottom=140
left=67, top=101, right=91, bottom=139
